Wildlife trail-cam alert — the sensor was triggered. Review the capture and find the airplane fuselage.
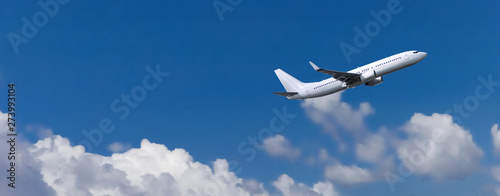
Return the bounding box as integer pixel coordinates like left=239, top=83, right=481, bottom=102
left=287, top=51, right=427, bottom=99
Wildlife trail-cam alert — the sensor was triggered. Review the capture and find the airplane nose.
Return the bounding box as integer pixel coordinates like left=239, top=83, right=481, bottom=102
left=421, top=52, right=427, bottom=58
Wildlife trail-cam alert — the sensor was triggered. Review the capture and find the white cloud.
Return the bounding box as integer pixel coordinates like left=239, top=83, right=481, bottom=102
left=25, top=124, right=54, bottom=139
left=318, top=148, right=333, bottom=163
left=108, top=142, right=131, bottom=153
left=301, top=92, right=374, bottom=141
left=0, top=109, right=336, bottom=196
left=25, top=136, right=272, bottom=196
left=0, top=123, right=272, bottom=196
left=312, top=181, right=339, bottom=196
left=0, top=124, right=335, bottom=196
left=324, top=163, right=373, bottom=185
left=3, top=133, right=341, bottom=196
left=395, top=113, right=484, bottom=179
left=300, top=94, right=485, bottom=183
left=355, top=133, right=386, bottom=163
left=491, top=124, right=500, bottom=155
left=306, top=149, right=335, bottom=166
left=263, top=135, right=301, bottom=160
left=0, top=114, right=59, bottom=195
left=273, top=174, right=339, bottom=196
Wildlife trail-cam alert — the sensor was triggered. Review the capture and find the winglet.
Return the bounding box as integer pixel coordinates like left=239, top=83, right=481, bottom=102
left=309, top=61, right=321, bottom=71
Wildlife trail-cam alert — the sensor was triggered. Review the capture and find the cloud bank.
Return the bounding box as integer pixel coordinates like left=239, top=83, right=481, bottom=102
left=0, top=116, right=336, bottom=196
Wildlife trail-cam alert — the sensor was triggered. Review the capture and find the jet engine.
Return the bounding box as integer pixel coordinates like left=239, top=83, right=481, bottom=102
left=365, top=76, right=383, bottom=86
left=360, top=70, right=376, bottom=82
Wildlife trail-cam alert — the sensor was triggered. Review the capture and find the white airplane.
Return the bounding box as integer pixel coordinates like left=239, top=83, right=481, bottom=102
left=274, top=50, right=427, bottom=99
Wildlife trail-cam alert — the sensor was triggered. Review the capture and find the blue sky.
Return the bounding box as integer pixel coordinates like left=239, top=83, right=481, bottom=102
left=1, top=0, right=500, bottom=195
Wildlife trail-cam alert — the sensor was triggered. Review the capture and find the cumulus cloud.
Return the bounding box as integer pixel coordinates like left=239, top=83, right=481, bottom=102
left=324, top=163, right=373, bottom=185
left=491, top=124, right=500, bottom=155
left=0, top=109, right=340, bottom=196
left=273, top=174, right=339, bottom=196
left=108, top=142, right=131, bottom=153
left=300, top=93, right=485, bottom=183
left=301, top=92, right=374, bottom=141
left=355, top=133, right=386, bottom=163
left=263, top=135, right=301, bottom=160
left=0, top=114, right=272, bottom=196
left=4, top=134, right=342, bottom=196
left=1, top=122, right=58, bottom=196
left=395, top=113, right=483, bottom=179
left=23, top=136, right=272, bottom=196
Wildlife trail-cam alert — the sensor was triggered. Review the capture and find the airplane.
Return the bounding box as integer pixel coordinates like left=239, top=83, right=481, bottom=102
left=274, top=50, right=427, bottom=99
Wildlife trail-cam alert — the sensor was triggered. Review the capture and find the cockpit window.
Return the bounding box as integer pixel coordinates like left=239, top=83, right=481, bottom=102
left=413, top=51, right=419, bottom=54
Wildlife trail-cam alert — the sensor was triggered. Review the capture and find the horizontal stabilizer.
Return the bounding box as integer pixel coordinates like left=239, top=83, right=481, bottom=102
left=273, top=92, right=298, bottom=97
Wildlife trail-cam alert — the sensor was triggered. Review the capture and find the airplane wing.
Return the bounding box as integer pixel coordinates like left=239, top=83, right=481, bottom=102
left=273, top=92, right=298, bottom=97
left=309, top=61, right=360, bottom=84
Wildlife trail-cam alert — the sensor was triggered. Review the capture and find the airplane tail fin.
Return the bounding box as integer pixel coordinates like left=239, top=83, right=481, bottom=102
left=274, top=69, right=304, bottom=92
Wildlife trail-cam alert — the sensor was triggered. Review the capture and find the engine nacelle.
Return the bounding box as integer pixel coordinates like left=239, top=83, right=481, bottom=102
left=360, top=70, right=376, bottom=82
left=365, top=76, right=383, bottom=86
